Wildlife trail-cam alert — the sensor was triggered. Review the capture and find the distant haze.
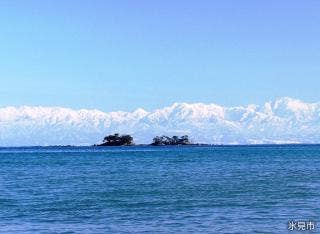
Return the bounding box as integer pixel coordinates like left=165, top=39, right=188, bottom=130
left=0, top=97, right=319, bottom=146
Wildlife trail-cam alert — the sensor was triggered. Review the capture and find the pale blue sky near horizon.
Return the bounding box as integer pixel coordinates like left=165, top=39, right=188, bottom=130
left=0, top=0, right=319, bottom=111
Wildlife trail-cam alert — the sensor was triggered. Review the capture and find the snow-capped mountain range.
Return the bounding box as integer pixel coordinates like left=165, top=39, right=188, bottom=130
left=0, top=97, right=319, bottom=146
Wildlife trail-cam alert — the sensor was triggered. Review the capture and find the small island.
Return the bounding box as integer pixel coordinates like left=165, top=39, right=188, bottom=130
left=151, top=135, right=190, bottom=146
left=97, top=133, right=134, bottom=146
left=96, top=133, right=191, bottom=146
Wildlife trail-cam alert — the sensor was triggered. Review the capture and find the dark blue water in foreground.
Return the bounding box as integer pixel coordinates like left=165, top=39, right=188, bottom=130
left=0, top=145, right=319, bottom=233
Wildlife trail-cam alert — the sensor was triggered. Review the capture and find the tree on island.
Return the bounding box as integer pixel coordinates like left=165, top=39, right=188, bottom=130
left=151, top=135, right=191, bottom=146
left=98, top=133, right=134, bottom=146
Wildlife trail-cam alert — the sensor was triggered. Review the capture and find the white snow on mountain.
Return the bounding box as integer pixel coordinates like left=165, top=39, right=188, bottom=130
left=0, top=97, right=319, bottom=146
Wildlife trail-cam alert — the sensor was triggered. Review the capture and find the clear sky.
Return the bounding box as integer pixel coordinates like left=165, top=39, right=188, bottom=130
left=0, top=0, right=319, bottom=111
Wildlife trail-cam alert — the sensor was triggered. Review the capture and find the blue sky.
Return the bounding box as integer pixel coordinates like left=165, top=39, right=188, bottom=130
left=0, top=0, right=319, bottom=111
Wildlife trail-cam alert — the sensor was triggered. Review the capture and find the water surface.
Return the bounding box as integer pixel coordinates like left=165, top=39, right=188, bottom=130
left=0, top=145, right=319, bottom=233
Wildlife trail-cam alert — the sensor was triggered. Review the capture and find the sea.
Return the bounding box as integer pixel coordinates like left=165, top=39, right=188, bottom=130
left=0, top=145, right=319, bottom=234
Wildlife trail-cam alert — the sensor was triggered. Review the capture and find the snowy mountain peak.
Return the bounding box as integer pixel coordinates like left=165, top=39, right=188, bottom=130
left=273, top=97, right=307, bottom=110
left=0, top=97, right=319, bottom=146
left=269, top=97, right=318, bottom=120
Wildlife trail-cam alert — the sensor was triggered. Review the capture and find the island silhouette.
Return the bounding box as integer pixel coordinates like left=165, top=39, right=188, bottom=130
left=97, top=133, right=191, bottom=146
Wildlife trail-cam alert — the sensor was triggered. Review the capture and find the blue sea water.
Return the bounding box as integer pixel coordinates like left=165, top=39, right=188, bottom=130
left=0, top=145, right=319, bottom=234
